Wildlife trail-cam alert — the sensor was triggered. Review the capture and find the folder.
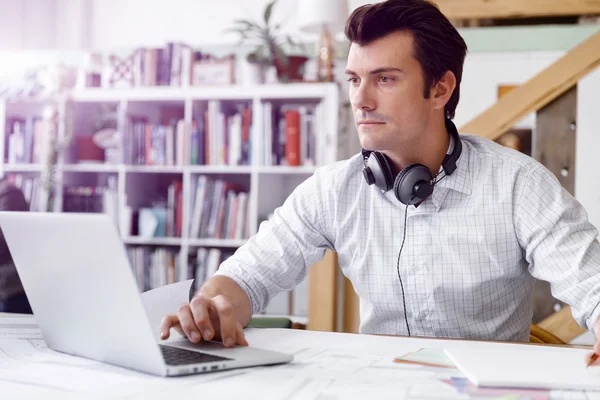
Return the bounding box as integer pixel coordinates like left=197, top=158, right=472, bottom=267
left=444, top=346, right=600, bottom=391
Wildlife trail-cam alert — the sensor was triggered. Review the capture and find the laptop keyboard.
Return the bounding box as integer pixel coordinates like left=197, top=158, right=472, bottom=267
left=159, top=344, right=233, bottom=366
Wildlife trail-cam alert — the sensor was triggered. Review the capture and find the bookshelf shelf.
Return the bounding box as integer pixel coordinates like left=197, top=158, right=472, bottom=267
left=61, top=164, right=120, bottom=173
left=69, top=83, right=337, bottom=103
left=124, top=165, right=184, bottom=174
left=187, top=165, right=253, bottom=174
left=1, top=81, right=339, bottom=319
left=257, top=166, right=316, bottom=174
left=2, top=164, right=44, bottom=172
left=123, top=236, right=182, bottom=246
left=187, top=238, right=247, bottom=248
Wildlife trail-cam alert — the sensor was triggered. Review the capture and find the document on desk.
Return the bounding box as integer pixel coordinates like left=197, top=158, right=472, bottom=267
left=0, top=314, right=42, bottom=339
left=445, top=346, right=600, bottom=391
left=2, top=311, right=599, bottom=399
left=140, top=279, right=193, bottom=338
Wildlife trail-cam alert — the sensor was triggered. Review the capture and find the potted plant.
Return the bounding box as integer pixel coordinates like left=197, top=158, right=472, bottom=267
left=226, top=0, right=308, bottom=83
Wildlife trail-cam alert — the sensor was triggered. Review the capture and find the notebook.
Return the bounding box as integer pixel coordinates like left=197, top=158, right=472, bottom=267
left=444, top=346, right=600, bottom=391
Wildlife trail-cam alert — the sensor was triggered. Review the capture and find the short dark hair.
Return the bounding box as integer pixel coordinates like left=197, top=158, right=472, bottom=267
left=345, top=0, right=468, bottom=119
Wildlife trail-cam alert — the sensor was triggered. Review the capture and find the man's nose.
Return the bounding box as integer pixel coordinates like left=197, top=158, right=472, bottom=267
left=351, top=83, right=375, bottom=111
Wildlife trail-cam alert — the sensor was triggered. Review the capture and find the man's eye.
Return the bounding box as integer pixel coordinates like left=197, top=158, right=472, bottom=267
left=347, top=77, right=359, bottom=84
left=379, top=76, right=392, bottom=83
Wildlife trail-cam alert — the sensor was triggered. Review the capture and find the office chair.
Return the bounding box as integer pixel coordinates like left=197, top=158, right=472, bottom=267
left=529, top=324, right=565, bottom=345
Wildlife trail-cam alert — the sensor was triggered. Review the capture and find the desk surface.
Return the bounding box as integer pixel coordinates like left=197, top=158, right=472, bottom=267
left=0, top=312, right=597, bottom=399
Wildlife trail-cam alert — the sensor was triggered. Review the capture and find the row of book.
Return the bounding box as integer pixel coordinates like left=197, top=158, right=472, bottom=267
left=263, top=103, right=318, bottom=167
left=125, top=118, right=186, bottom=166
left=189, top=176, right=250, bottom=240
left=188, top=248, right=234, bottom=291
left=126, top=246, right=236, bottom=293
left=4, top=117, right=52, bottom=165
left=4, top=174, right=45, bottom=212
left=62, top=177, right=118, bottom=221
left=123, top=180, right=183, bottom=238
left=132, top=43, right=194, bottom=88
left=128, top=247, right=179, bottom=292
left=191, top=102, right=252, bottom=166
left=124, top=102, right=252, bottom=167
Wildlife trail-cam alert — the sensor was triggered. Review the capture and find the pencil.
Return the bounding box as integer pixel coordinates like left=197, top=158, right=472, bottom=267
left=586, top=352, right=599, bottom=369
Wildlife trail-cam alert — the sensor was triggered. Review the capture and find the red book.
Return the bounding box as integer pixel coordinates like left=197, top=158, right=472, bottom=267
left=285, top=110, right=301, bottom=166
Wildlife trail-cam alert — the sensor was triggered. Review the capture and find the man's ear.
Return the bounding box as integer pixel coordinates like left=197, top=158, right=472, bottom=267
left=430, top=70, right=456, bottom=112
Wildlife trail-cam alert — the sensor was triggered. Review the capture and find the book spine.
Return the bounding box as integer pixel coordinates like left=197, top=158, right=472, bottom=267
left=285, top=110, right=301, bottom=166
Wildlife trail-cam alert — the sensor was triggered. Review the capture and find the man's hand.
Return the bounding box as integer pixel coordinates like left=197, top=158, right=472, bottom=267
left=585, top=318, right=600, bottom=367
left=159, top=293, right=249, bottom=348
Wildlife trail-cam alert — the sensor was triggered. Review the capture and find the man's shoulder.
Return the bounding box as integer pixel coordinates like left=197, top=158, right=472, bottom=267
left=314, top=153, right=365, bottom=184
left=460, top=133, right=541, bottom=173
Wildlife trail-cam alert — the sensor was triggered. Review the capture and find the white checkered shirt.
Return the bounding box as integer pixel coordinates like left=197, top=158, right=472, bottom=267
left=216, top=134, right=600, bottom=342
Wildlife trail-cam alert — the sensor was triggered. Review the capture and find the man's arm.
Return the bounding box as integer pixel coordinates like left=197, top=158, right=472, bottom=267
left=514, top=164, right=600, bottom=333
left=211, top=168, right=335, bottom=317
left=160, top=169, right=335, bottom=346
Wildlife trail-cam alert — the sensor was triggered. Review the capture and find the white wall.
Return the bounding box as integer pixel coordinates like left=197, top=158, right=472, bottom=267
left=455, top=51, right=564, bottom=129
left=90, top=0, right=370, bottom=49
left=0, top=0, right=91, bottom=50
left=576, top=67, right=600, bottom=230
left=0, top=0, right=378, bottom=50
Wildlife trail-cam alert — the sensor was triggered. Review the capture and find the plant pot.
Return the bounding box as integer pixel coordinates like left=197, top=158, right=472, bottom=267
left=241, top=59, right=267, bottom=85
left=274, top=55, right=309, bottom=82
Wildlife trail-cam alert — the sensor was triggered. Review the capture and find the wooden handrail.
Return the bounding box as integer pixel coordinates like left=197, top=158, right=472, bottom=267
left=460, top=30, right=600, bottom=140
left=433, top=0, right=600, bottom=20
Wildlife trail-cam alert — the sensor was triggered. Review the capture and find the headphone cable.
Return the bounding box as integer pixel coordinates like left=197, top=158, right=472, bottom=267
left=396, top=194, right=416, bottom=337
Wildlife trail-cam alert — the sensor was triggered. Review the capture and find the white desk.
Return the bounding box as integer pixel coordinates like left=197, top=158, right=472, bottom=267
left=0, top=312, right=597, bottom=400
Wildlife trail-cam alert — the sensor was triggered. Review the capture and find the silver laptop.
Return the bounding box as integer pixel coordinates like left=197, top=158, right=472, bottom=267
left=0, top=211, right=292, bottom=376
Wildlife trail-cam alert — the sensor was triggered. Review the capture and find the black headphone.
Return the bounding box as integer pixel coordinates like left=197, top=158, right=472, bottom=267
left=362, top=118, right=462, bottom=205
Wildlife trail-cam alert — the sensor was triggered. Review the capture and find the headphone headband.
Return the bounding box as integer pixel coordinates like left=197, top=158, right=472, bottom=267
left=362, top=118, right=462, bottom=178
left=440, top=118, right=462, bottom=176
left=361, top=118, right=462, bottom=205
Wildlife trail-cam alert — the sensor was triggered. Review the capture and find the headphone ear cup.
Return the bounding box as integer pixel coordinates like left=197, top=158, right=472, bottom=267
left=394, top=164, right=433, bottom=205
left=366, top=151, right=395, bottom=192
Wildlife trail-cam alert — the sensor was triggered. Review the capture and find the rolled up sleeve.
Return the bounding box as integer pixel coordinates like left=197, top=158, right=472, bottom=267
left=214, top=169, right=334, bottom=315
left=514, top=164, right=600, bottom=332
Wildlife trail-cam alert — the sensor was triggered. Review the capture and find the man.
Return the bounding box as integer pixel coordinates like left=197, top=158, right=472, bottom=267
left=160, top=0, right=600, bottom=363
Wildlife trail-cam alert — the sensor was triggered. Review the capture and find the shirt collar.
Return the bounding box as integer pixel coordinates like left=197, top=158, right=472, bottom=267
left=433, top=134, right=472, bottom=196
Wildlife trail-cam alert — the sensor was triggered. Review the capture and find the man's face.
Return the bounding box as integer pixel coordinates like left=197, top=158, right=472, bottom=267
left=346, top=31, right=434, bottom=152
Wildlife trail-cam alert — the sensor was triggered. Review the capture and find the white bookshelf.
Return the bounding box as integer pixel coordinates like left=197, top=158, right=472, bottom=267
left=0, top=82, right=340, bottom=320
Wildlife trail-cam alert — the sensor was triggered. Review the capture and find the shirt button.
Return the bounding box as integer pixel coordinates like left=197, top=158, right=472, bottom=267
left=412, top=265, right=420, bottom=272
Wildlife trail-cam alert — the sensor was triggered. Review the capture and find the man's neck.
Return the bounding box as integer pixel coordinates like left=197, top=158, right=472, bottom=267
left=383, top=118, right=450, bottom=176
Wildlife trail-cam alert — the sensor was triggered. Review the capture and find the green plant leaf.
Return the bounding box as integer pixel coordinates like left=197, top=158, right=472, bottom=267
left=264, top=0, right=276, bottom=25
left=233, top=19, right=263, bottom=31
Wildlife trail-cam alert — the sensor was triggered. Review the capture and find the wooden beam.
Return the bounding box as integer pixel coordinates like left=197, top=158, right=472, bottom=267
left=534, top=85, right=578, bottom=196
left=433, top=0, right=600, bottom=20
left=307, top=250, right=338, bottom=331
left=342, top=277, right=360, bottom=333
left=460, top=30, right=600, bottom=141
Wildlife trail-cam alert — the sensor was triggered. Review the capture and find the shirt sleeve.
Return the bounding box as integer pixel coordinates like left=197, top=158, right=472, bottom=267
left=514, top=164, right=600, bottom=333
left=213, top=168, right=334, bottom=315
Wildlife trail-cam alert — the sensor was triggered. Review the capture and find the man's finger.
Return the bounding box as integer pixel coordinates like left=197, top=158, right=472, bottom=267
left=190, top=295, right=214, bottom=341
left=235, top=321, right=249, bottom=346
left=211, top=295, right=237, bottom=347
left=159, top=315, right=182, bottom=340
left=177, top=303, right=202, bottom=343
